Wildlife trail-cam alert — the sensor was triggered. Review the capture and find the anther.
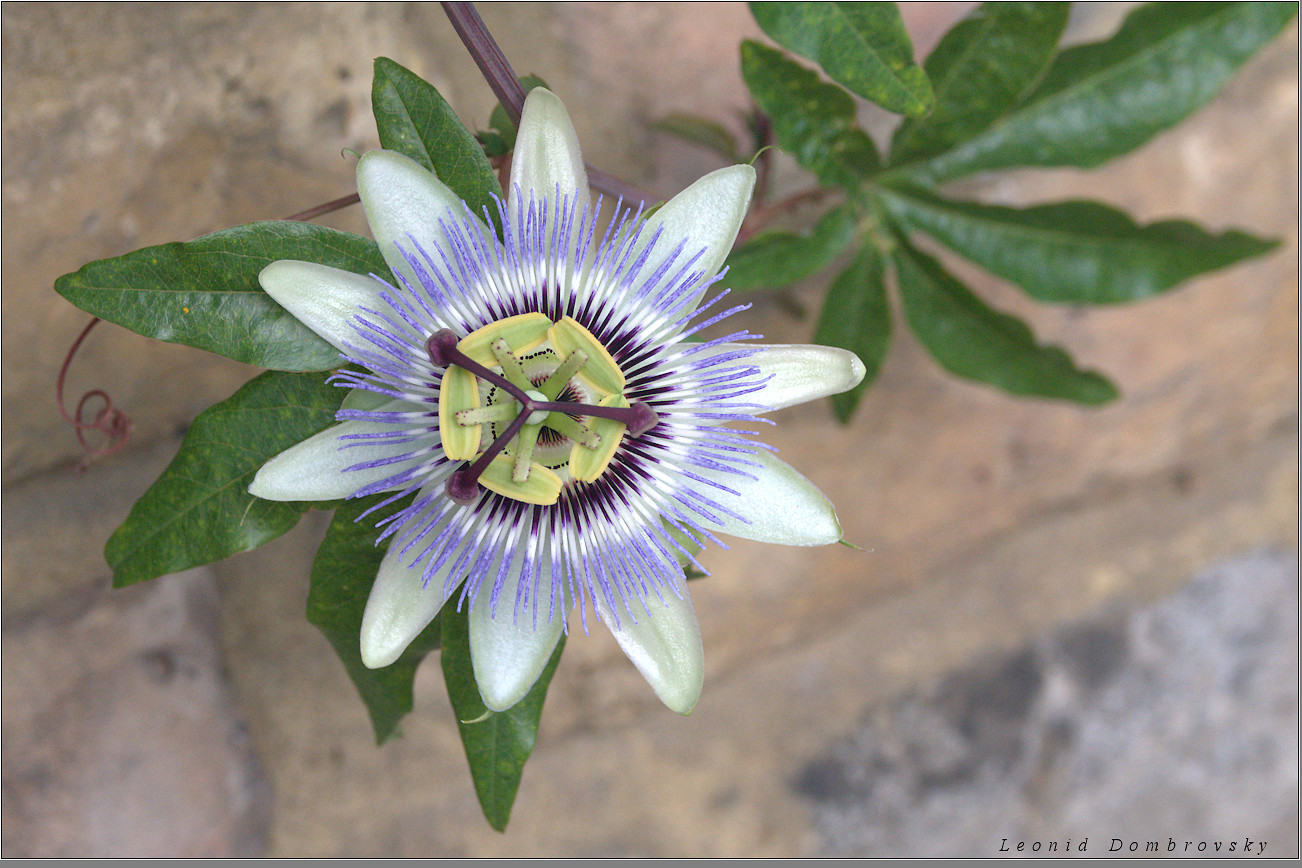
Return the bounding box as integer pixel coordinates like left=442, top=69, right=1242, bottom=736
left=444, top=401, right=532, bottom=506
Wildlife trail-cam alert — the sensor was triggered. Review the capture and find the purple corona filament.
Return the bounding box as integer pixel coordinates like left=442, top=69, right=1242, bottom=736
left=426, top=329, right=660, bottom=499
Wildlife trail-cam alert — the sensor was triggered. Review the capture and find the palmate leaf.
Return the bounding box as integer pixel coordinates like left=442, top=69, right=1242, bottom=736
left=740, top=40, right=880, bottom=187
left=881, top=187, right=1279, bottom=304
left=724, top=205, right=857, bottom=291
left=892, top=235, right=1117, bottom=404
left=813, top=245, right=892, bottom=421
left=372, top=57, right=503, bottom=229
left=441, top=607, right=565, bottom=832
left=104, top=370, right=344, bottom=586
left=900, top=2, right=1298, bottom=183
left=55, top=222, right=386, bottom=371
left=309, top=495, right=443, bottom=744
left=749, top=1, right=933, bottom=117
left=889, top=2, right=1069, bottom=166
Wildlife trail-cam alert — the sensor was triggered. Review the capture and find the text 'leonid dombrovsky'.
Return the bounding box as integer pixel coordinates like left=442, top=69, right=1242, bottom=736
left=999, top=837, right=1269, bottom=855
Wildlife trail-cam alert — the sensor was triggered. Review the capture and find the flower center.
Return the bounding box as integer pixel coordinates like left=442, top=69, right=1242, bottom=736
left=427, top=313, right=659, bottom=506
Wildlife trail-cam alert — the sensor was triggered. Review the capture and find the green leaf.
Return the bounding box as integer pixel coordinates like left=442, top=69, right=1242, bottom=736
left=372, top=57, right=503, bottom=226
left=441, top=607, right=564, bottom=832
left=881, top=187, right=1280, bottom=304
left=892, top=235, right=1117, bottom=404
left=105, top=370, right=344, bottom=586
left=309, top=495, right=442, bottom=744
left=724, top=205, right=858, bottom=291
left=651, top=113, right=741, bottom=163
left=55, top=222, right=387, bottom=371
left=477, top=130, right=512, bottom=159
left=814, top=246, right=892, bottom=421
left=901, top=2, right=1298, bottom=183
left=749, top=1, right=934, bottom=117
left=889, top=2, right=1069, bottom=166
left=740, top=40, right=881, bottom=187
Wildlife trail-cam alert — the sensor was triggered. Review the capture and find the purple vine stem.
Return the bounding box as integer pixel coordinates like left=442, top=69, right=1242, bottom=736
left=441, top=1, right=655, bottom=205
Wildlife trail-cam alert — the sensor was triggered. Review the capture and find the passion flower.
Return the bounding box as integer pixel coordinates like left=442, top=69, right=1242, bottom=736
left=250, top=88, right=865, bottom=714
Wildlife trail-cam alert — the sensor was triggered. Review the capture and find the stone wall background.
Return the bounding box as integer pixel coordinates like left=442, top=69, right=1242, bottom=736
left=2, top=3, right=1296, bottom=857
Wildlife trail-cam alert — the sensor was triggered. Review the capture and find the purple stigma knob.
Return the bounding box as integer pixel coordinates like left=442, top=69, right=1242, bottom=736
left=445, top=469, right=482, bottom=505
left=625, top=402, right=659, bottom=438
left=426, top=329, right=461, bottom=367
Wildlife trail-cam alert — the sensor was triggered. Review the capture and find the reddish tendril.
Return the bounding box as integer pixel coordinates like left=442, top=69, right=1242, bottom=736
left=55, top=188, right=367, bottom=468
left=427, top=328, right=659, bottom=501
left=56, top=317, right=133, bottom=470
left=57, top=192, right=366, bottom=470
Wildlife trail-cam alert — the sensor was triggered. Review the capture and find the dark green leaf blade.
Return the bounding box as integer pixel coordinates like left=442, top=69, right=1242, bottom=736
left=814, top=245, right=892, bottom=421
left=372, top=57, right=503, bottom=225
left=889, top=2, right=1069, bottom=166
left=749, top=1, right=934, bottom=116
left=105, top=370, right=345, bottom=586
left=892, top=235, right=1117, bottom=403
left=651, top=113, right=741, bottom=163
left=55, top=222, right=387, bottom=371
left=905, top=2, right=1298, bottom=183
left=725, top=205, right=857, bottom=291
left=881, top=187, right=1279, bottom=304
left=740, top=40, right=881, bottom=187
left=441, top=607, right=564, bottom=832
left=309, top=495, right=441, bottom=744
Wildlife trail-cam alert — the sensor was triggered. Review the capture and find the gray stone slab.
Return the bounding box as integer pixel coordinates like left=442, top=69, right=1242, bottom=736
left=804, top=551, right=1300, bottom=858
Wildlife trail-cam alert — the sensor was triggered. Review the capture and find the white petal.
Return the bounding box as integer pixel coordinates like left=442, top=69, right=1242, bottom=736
left=727, top=343, right=867, bottom=412
left=598, top=586, right=704, bottom=715
left=260, top=260, right=389, bottom=355
left=635, top=164, right=755, bottom=308
left=509, top=88, right=589, bottom=210
left=360, top=529, right=457, bottom=669
left=249, top=399, right=432, bottom=501
left=469, top=557, right=564, bottom=712
left=690, top=450, right=842, bottom=546
left=340, top=387, right=393, bottom=412
left=357, top=149, right=493, bottom=294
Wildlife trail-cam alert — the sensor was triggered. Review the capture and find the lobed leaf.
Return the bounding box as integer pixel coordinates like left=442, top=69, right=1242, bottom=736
left=813, top=246, right=892, bottom=421
left=889, top=2, right=1069, bottom=166
left=442, top=607, right=565, bottom=832
left=881, top=187, right=1280, bottom=304
left=309, top=495, right=442, bottom=744
left=105, top=371, right=345, bottom=586
left=724, top=205, right=857, bottom=291
left=901, top=2, right=1298, bottom=183
left=749, top=1, right=933, bottom=117
left=740, top=40, right=880, bottom=187
left=892, top=235, right=1117, bottom=404
left=372, top=57, right=503, bottom=228
left=55, top=222, right=386, bottom=371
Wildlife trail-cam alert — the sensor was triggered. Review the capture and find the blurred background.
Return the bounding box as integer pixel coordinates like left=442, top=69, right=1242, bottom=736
left=2, top=2, right=1296, bottom=857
